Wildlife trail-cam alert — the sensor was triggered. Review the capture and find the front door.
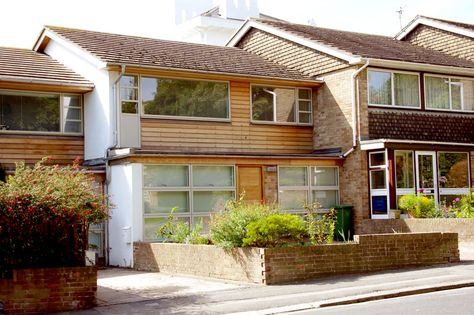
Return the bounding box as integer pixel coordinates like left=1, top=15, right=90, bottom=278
left=415, top=151, right=438, bottom=204
left=237, top=166, right=263, bottom=203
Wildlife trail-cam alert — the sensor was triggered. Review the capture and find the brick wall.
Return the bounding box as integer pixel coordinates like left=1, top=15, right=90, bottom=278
left=360, top=219, right=474, bottom=243
left=263, top=166, right=278, bottom=204
left=134, top=232, right=459, bottom=285
left=404, top=24, right=474, bottom=62
left=0, top=267, right=97, bottom=315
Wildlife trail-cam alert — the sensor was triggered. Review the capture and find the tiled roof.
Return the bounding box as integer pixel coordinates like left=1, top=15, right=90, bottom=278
left=43, top=26, right=316, bottom=82
left=369, top=109, right=474, bottom=144
left=254, top=19, right=474, bottom=69
left=0, top=46, right=93, bottom=88
left=420, top=15, right=474, bottom=32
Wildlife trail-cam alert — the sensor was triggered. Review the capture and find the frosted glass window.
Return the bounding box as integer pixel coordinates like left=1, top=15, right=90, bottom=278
left=193, top=191, right=234, bottom=213
left=143, top=165, right=188, bottom=187
left=279, top=190, right=307, bottom=210
left=312, top=167, right=338, bottom=186
left=394, top=73, right=419, bottom=107
left=192, top=166, right=234, bottom=187
left=143, top=191, right=189, bottom=214
left=279, top=167, right=307, bottom=186
left=312, top=190, right=338, bottom=209
left=144, top=217, right=189, bottom=240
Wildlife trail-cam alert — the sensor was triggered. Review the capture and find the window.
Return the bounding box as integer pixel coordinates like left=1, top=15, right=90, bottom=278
left=278, top=166, right=339, bottom=211
left=425, top=75, right=474, bottom=111
left=368, top=70, right=420, bottom=108
left=120, top=75, right=138, bottom=114
left=0, top=91, right=82, bottom=134
left=368, top=151, right=389, bottom=218
left=141, top=77, right=229, bottom=119
left=142, top=164, right=235, bottom=240
left=251, top=86, right=312, bottom=124
left=395, top=150, right=415, bottom=207
left=438, top=152, right=470, bottom=203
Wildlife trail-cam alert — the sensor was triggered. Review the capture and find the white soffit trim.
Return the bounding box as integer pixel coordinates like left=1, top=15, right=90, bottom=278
left=396, top=17, right=474, bottom=40
left=226, top=20, right=361, bottom=64
left=33, top=29, right=107, bottom=69
left=360, top=139, right=474, bottom=151
left=367, top=58, right=474, bottom=76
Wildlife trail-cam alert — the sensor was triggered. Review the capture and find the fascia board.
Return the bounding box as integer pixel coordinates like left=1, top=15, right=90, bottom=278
left=367, top=58, right=474, bottom=76
left=396, top=17, right=474, bottom=40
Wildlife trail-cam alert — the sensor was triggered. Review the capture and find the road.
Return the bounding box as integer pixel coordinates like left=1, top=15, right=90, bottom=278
left=291, top=287, right=474, bottom=315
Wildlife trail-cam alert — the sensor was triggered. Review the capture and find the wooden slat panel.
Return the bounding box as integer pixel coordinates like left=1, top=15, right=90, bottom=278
left=141, top=81, right=314, bottom=154
left=237, top=166, right=263, bottom=202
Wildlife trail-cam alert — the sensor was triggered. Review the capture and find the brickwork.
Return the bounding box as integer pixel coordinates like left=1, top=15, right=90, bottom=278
left=361, top=219, right=474, bottom=243
left=237, top=28, right=349, bottom=77
left=404, top=24, right=474, bottom=61
left=133, top=232, right=459, bottom=285
left=0, top=267, right=97, bottom=315
left=263, top=166, right=278, bottom=204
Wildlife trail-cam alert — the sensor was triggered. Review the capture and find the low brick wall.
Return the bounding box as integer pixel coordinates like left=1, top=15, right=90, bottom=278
left=360, top=219, right=474, bottom=243
left=134, top=232, right=459, bottom=285
left=0, top=267, right=97, bottom=314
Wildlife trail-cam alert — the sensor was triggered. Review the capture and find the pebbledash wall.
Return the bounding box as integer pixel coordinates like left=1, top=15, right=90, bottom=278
left=0, top=267, right=97, bottom=315
left=134, top=232, right=459, bottom=285
left=361, top=219, right=474, bottom=243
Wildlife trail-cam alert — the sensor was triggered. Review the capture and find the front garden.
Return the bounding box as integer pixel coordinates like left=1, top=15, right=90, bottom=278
left=398, top=192, right=474, bottom=218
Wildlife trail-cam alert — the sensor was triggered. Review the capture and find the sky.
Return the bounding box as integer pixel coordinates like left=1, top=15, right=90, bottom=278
left=1, top=0, right=473, bottom=49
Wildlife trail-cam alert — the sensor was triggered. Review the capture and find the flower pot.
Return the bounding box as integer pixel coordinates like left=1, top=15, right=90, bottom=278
left=389, top=209, right=401, bottom=219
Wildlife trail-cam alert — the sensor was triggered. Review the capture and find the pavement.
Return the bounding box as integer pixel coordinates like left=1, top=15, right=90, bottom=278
left=59, top=243, right=474, bottom=315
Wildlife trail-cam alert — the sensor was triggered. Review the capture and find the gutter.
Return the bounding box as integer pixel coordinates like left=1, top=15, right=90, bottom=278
left=0, top=75, right=94, bottom=90
left=360, top=138, right=474, bottom=150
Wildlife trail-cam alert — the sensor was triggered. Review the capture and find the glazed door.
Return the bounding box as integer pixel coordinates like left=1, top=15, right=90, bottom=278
left=415, top=151, right=438, bottom=204
left=237, top=166, right=263, bottom=203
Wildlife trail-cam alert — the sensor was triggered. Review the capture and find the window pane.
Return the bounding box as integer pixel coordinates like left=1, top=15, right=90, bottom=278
left=279, top=190, right=307, bottom=210
left=279, top=167, right=307, bottom=186
left=120, top=88, right=137, bottom=101
left=275, top=87, right=296, bottom=123
left=120, top=75, right=137, bottom=88
left=64, top=107, right=81, bottom=120
left=370, top=170, right=386, bottom=189
left=298, top=89, right=311, bottom=99
left=299, top=112, right=311, bottom=124
left=144, top=217, right=189, bottom=240
left=438, top=153, right=469, bottom=188
left=312, top=190, right=338, bottom=209
left=451, top=81, right=462, bottom=110
left=370, top=152, right=385, bottom=167
left=372, top=195, right=388, bottom=215
left=418, top=154, right=434, bottom=189
left=64, top=95, right=80, bottom=107
left=368, top=71, right=391, bottom=105
left=193, top=191, right=233, bottom=213
left=312, top=167, right=338, bottom=186
left=142, top=77, right=229, bottom=119
left=459, top=79, right=474, bottom=111
left=396, top=151, right=414, bottom=189
left=425, top=76, right=449, bottom=109
left=64, top=121, right=81, bottom=133
left=143, top=191, right=189, bottom=213
left=121, top=101, right=137, bottom=114
left=394, top=73, right=419, bottom=107
left=0, top=93, right=60, bottom=132
left=252, top=86, right=274, bottom=121
left=143, top=165, right=188, bottom=187
left=298, top=100, right=311, bottom=112
left=192, top=166, right=234, bottom=187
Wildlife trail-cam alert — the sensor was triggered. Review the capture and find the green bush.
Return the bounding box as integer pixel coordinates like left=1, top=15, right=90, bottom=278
left=242, top=214, right=307, bottom=247
left=158, top=208, right=209, bottom=244
left=398, top=194, right=435, bottom=218
left=209, top=197, right=278, bottom=248
left=305, top=203, right=336, bottom=245
left=453, top=193, right=474, bottom=218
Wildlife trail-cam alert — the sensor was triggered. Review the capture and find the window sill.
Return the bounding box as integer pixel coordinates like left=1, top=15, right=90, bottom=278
left=0, top=131, right=83, bottom=138
left=141, top=114, right=231, bottom=123
left=250, top=120, right=313, bottom=127
left=368, top=104, right=421, bottom=110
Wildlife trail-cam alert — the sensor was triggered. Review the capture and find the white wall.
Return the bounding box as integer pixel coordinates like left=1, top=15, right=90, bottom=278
left=108, top=163, right=143, bottom=267
left=44, top=40, right=112, bottom=160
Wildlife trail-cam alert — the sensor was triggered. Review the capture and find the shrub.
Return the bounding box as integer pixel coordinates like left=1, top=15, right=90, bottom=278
left=305, top=203, right=336, bottom=245
left=158, top=208, right=209, bottom=244
left=242, top=214, right=307, bottom=247
left=0, top=158, right=109, bottom=277
left=398, top=194, right=435, bottom=218
left=453, top=193, right=474, bottom=218
left=209, top=196, right=278, bottom=248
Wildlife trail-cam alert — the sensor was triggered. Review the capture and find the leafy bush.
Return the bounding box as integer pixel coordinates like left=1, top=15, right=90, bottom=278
left=209, top=196, right=278, bottom=248
left=158, top=208, right=208, bottom=244
left=242, top=214, right=307, bottom=247
left=0, top=159, right=109, bottom=277
left=398, top=194, right=435, bottom=218
left=305, top=203, right=336, bottom=245
left=453, top=193, right=474, bottom=218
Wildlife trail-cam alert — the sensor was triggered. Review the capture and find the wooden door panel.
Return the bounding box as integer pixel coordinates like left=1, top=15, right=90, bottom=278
left=237, top=166, right=263, bottom=203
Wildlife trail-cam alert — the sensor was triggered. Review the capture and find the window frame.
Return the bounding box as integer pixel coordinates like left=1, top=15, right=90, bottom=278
left=368, top=150, right=390, bottom=219
left=424, top=73, right=474, bottom=113
left=138, top=75, right=231, bottom=122
left=0, top=89, right=83, bottom=135
left=394, top=150, right=416, bottom=208
left=437, top=151, right=471, bottom=198
left=250, top=84, right=313, bottom=126
left=367, top=68, right=421, bottom=109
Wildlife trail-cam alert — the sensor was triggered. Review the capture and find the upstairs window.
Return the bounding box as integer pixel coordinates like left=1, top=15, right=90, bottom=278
left=425, top=75, right=474, bottom=112
left=141, top=77, right=229, bottom=119
left=251, top=86, right=312, bottom=125
left=368, top=70, right=420, bottom=108
left=120, top=75, right=138, bottom=114
left=0, top=91, right=82, bottom=134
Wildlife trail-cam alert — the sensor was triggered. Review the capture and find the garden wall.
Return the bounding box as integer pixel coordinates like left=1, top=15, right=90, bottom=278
left=134, top=232, right=459, bottom=285
left=360, top=219, right=474, bottom=243
left=0, top=267, right=97, bottom=315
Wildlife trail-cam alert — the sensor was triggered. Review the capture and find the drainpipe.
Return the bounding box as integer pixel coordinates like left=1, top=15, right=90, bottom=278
left=341, top=60, right=370, bottom=158
left=104, top=64, right=126, bottom=266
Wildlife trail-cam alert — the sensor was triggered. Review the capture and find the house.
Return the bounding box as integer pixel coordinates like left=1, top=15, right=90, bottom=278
left=227, top=18, right=474, bottom=228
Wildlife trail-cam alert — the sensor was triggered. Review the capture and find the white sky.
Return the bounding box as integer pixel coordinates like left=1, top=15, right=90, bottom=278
left=1, top=0, right=473, bottom=49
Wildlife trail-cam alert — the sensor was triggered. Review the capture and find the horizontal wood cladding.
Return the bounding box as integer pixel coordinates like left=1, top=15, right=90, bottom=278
left=140, top=81, right=314, bottom=154
left=0, top=134, right=84, bottom=167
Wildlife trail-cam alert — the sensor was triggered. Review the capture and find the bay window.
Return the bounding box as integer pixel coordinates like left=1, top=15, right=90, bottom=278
left=0, top=91, right=82, bottom=134
left=251, top=86, right=312, bottom=125
left=368, top=70, right=420, bottom=108
left=425, top=75, right=474, bottom=112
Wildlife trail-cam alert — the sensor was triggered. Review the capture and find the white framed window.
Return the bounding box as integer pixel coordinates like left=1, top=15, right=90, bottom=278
left=368, top=69, right=420, bottom=108
left=395, top=150, right=415, bottom=207
left=0, top=90, right=83, bottom=135
left=120, top=75, right=139, bottom=114
left=369, top=151, right=389, bottom=218
left=251, top=85, right=312, bottom=125
left=142, top=164, right=235, bottom=240
left=424, top=75, right=474, bottom=112
left=438, top=152, right=470, bottom=203
left=278, top=166, right=339, bottom=212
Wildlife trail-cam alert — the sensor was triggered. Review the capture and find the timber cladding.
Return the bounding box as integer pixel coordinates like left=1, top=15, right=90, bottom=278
left=140, top=81, right=314, bottom=154
left=0, top=134, right=84, bottom=167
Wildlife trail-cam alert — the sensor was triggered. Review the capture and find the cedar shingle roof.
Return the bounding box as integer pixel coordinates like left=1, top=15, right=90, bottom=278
left=369, top=109, right=474, bottom=144
left=43, top=26, right=316, bottom=82
left=255, top=19, right=474, bottom=69
left=419, top=15, right=474, bottom=32
left=0, top=46, right=93, bottom=89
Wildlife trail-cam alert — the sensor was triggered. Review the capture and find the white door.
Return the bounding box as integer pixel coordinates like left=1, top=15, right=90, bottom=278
left=415, top=151, right=438, bottom=204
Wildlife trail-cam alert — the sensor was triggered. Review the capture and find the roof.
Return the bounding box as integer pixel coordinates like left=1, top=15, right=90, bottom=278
left=38, top=26, right=317, bottom=83
left=396, top=15, right=474, bottom=40
left=0, top=46, right=94, bottom=89
left=230, top=19, right=474, bottom=69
